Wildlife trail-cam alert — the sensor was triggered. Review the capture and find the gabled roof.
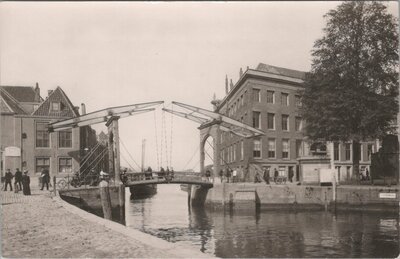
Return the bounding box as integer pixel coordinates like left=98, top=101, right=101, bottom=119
left=1, top=86, right=40, bottom=103
left=0, top=88, right=27, bottom=115
left=32, top=86, right=79, bottom=118
left=256, top=63, right=306, bottom=80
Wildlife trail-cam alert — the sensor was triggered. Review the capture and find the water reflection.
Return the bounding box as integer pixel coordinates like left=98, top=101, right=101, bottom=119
left=127, top=185, right=399, bottom=258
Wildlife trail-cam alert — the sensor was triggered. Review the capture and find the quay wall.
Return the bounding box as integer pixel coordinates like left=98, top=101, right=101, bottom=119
left=59, top=186, right=123, bottom=222
left=195, top=183, right=399, bottom=212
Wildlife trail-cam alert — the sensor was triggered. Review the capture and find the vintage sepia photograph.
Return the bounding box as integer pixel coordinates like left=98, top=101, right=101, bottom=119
left=0, top=1, right=399, bottom=258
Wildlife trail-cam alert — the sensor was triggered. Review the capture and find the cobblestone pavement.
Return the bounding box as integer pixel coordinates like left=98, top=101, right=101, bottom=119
left=1, top=186, right=202, bottom=258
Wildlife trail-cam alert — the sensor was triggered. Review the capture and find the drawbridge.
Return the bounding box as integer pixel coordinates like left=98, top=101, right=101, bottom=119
left=48, top=100, right=264, bottom=188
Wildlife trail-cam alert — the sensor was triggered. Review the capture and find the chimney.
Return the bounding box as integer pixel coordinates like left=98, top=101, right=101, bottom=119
left=34, top=82, right=40, bottom=102
left=247, top=66, right=249, bottom=70
left=81, top=103, right=86, bottom=115
left=230, top=79, right=234, bottom=90
left=239, top=67, right=243, bottom=77
left=225, top=75, right=228, bottom=95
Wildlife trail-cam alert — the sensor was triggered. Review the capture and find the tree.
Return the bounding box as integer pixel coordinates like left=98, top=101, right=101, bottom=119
left=300, top=1, right=398, bottom=180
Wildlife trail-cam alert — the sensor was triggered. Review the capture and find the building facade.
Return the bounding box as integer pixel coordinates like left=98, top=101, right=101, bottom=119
left=214, top=63, right=377, bottom=182
left=0, top=85, right=95, bottom=178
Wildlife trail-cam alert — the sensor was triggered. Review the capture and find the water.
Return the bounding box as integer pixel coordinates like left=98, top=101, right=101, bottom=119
left=126, top=185, right=399, bottom=258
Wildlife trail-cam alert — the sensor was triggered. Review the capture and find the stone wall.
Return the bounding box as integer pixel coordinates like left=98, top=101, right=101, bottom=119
left=197, top=183, right=399, bottom=212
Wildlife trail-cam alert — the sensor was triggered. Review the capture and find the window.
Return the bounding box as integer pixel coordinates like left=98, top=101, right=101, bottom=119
left=253, top=111, right=261, bottom=129
left=282, top=139, right=290, bottom=159
left=253, top=89, right=260, bottom=102
left=59, top=129, right=72, bottom=148
left=267, top=90, right=274, bottom=103
left=267, top=113, right=275, bottom=130
left=295, top=117, right=302, bottom=131
left=241, top=95, right=244, bottom=106
left=367, top=144, right=373, bottom=161
left=59, top=158, right=72, bottom=173
left=282, top=115, right=289, bottom=131
left=345, top=143, right=351, bottom=161
left=334, top=142, right=339, bottom=161
left=253, top=139, right=261, bottom=158
left=33, top=104, right=39, bottom=110
left=268, top=138, right=276, bottom=158
left=296, top=140, right=303, bottom=158
left=281, top=93, right=289, bottom=106
left=51, top=102, right=60, bottom=111
left=36, top=122, right=50, bottom=148
left=240, top=140, right=244, bottom=160
left=36, top=157, right=50, bottom=173
left=295, top=95, right=302, bottom=107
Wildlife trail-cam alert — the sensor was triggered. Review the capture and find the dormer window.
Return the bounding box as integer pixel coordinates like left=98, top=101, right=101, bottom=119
left=51, top=102, right=60, bottom=111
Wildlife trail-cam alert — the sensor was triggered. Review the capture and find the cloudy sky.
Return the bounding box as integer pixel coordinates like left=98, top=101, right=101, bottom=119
left=1, top=2, right=398, bottom=171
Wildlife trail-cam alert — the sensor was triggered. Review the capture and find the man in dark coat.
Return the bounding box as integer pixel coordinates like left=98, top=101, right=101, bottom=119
left=274, top=168, right=279, bottom=183
left=263, top=167, right=270, bottom=184
left=14, top=168, right=23, bottom=191
left=4, top=169, right=13, bottom=191
left=40, top=168, right=50, bottom=190
left=22, top=170, right=31, bottom=195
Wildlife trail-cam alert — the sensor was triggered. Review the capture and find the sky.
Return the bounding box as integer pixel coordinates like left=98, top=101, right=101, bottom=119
left=0, top=1, right=398, bottom=172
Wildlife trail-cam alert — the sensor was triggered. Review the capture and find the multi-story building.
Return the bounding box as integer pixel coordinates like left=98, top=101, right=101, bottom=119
left=214, top=63, right=378, bottom=183
left=0, top=84, right=97, bottom=179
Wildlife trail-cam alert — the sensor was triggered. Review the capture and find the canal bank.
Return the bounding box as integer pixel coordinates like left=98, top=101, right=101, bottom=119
left=189, top=183, right=399, bottom=212
left=1, top=188, right=211, bottom=258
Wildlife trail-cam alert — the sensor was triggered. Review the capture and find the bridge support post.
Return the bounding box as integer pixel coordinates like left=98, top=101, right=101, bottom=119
left=106, top=116, right=121, bottom=183
left=118, top=183, right=125, bottom=225
left=99, top=183, right=112, bottom=220
left=199, top=122, right=221, bottom=182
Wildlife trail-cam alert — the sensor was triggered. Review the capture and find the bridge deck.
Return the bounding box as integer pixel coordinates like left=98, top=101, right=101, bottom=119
left=124, top=173, right=213, bottom=188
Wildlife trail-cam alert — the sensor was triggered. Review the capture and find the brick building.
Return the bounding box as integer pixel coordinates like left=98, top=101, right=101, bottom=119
left=214, top=63, right=377, bottom=183
left=0, top=84, right=97, bottom=179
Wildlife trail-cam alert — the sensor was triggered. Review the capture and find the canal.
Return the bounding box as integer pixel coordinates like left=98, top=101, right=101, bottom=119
left=126, top=185, right=399, bottom=258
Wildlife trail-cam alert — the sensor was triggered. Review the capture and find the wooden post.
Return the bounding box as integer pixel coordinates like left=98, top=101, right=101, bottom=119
left=329, top=142, right=336, bottom=211
left=112, top=119, right=121, bottom=183
left=53, top=176, right=57, bottom=196
left=118, top=183, right=125, bottom=225
left=99, top=181, right=112, bottom=220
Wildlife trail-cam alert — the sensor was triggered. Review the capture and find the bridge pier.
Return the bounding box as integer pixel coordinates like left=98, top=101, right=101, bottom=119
left=188, top=185, right=210, bottom=207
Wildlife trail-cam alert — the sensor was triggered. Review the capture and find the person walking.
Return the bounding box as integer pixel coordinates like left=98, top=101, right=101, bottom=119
left=366, top=168, right=370, bottom=181
left=22, top=170, right=31, bottom=195
left=226, top=168, right=231, bottom=183
left=4, top=169, right=13, bottom=191
left=263, top=167, right=270, bottom=184
left=219, top=169, right=224, bottom=183
left=274, top=168, right=279, bottom=183
left=288, top=168, right=294, bottom=183
left=232, top=169, right=237, bottom=183
left=14, top=168, right=23, bottom=191
left=40, top=168, right=50, bottom=190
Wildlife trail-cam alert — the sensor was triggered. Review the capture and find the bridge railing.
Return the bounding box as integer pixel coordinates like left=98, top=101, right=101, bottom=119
left=126, top=171, right=206, bottom=183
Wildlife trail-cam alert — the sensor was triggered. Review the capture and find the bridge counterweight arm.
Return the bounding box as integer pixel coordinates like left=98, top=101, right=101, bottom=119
left=49, top=101, right=164, bottom=129
left=162, top=108, right=209, bottom=124
left=49, top=107, right=157, bottom=131
left=172, top=101, right=265, bottom=137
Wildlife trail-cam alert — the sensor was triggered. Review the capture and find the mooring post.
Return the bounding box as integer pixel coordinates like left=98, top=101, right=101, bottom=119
left=118, top=183, right=125, bottom=225
left=53, top=176, right=57, bottom=196
left=99, top=180, right=112, bottom=220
